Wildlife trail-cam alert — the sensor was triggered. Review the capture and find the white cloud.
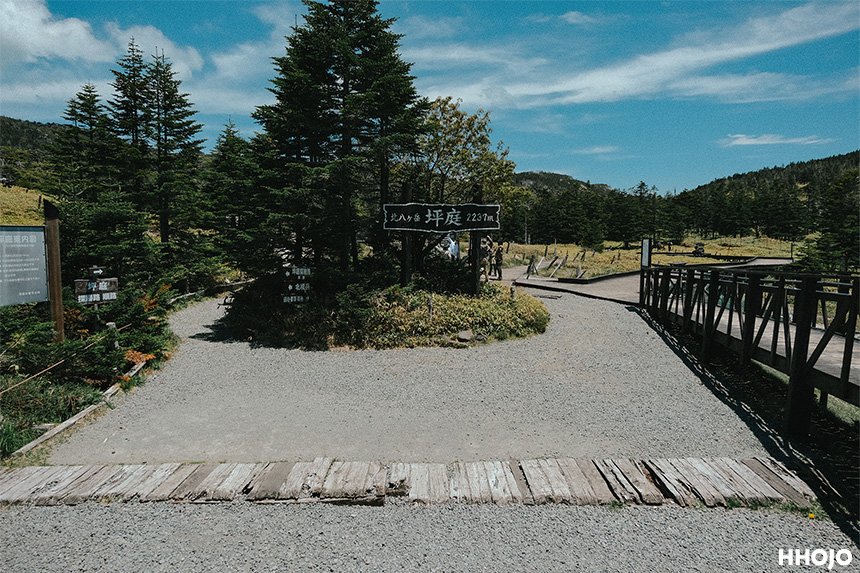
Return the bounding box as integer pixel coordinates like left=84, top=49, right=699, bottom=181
left=106, top=23, right=204, bottom=80
left=560, top=11, right=596, bottom=25
left=571, top=146, right=620, bottom=155
left=0, top=0, right=115, bottom=65
left=720, top=134, right=835, bottom=146
left=398, top=15, right=465, bottom=39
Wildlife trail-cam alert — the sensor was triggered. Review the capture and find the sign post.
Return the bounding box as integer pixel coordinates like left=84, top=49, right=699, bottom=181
left=44, top=201, right=64, bottom=342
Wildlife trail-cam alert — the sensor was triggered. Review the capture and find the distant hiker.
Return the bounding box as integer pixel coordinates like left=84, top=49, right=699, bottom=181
left=494, top=245, right=504, bottom=280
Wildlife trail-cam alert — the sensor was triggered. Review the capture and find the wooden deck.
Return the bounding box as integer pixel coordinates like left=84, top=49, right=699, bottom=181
left=0, top=457, right=816, bottom=508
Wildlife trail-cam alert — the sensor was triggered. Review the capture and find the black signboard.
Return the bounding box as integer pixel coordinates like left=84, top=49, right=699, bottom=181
left=283, top=266, right=312, bottom=304
left=74, top=278, right=119, bottom=305
left=0, top=226, right=48, bottom=306
left=383, top=203, right=500, bottom=233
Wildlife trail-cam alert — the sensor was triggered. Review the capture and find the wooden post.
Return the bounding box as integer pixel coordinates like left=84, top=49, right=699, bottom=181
left=784, top=276, right=818, bottom=440
left=44, top=200, right=64, bottom=342
left=682, top=268, right=695, bottom=334
left=658, top=268, right=671, bottom=323
left=702, top=270, right=720, bottom=362
left=741, top=274, right=761, bottom=365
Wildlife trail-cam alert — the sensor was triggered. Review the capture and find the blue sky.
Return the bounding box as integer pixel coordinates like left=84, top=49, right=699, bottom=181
left=1, top=0, right=858, bottom=193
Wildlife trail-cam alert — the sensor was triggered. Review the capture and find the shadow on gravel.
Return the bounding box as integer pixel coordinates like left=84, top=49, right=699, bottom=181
left=628, top=305, right=859, bottom=543
left=188, top=315, right=238, bottom=344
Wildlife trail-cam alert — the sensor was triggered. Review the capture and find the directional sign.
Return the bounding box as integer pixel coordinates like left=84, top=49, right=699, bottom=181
left=383, top=203, right=500, bottom=233
left=283, top=266, right=312, bottom=304
left=74, top=277, right=119, bottom=305
left=0, top=226, right=48, bottom=306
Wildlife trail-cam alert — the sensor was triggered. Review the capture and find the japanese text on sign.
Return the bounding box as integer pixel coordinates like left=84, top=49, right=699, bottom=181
left=383, top=203, right=500, bottom=232
left=74, top=277, right=119, bottom=305
left=0, top=226, right=48, bottom=306
left=284, top=266, right=312, bottom=304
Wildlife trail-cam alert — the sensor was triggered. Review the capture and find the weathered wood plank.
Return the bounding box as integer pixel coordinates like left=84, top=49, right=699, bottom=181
left=614, top=459, right=663, bottom=505
left=449, top=462, right=471, bottom=503
left=645, top=459, right=697, bottom=507
left=667, top=459, right=724, bottom=507
left=280, top=459, right=334, bottom=500
left=719, top=458, right=783, bottom=503
left=754, top=457, right=816, bottom=499
left=387, top=463, right=410, bottom=497
left=0, top=466, right=66, bottom=504
left=742, top=458, right=810, bottom=508
left=247, top=462, right=294, bottom=501
left=539, top=458, right=573, bottom=503
left=464, top=462, right=492, bottom=504
left=141, top=464, right=199, bottom=502
left=169, top=463, right=219, bottom=501
left=0, top=467, right=39, bottom=495
left=505, top=461, right=529, bottom=505
left=209, top=463, right=264, bottom=501
left=60, top=465, right=124, bottom=505
left=483, top=461, right=517, bottom=506
left=556, top=458, right=596, bottom=505
left=403, top=463, right=447, bottom=505
left=685, top=458, right=741, bottom=505
left=28, top=466, right=87, bottom=505
left=707, top=458, right=767, bottom=505
left=187, top=463, right=239, bottom=501
left=519, top=459, right=553, bottom=504
left=132, top=463, right=183, bottom=501
left=92, top=465, right=152, bottom=501
left=574, top=459, right=615, bottom=504
left=35, top=466, right=104, bottom=506
left=593, top=460, right=639, bottom=504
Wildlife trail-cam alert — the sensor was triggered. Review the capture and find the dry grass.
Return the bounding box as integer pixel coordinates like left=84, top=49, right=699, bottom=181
left=0, top=186, right=43, bottom=225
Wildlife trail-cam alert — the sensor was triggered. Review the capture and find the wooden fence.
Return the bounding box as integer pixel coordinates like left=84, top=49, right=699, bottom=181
left=640, top=266, right=859, bottom=438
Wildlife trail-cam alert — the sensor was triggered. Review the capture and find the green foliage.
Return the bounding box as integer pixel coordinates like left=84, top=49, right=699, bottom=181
left=226, top=275, right=549, bottom=350
left=798, top=170, right=860, bottom=272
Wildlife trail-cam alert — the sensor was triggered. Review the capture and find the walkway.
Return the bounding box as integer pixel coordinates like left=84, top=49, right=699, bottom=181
left=0, top=456, right=815, bottom=508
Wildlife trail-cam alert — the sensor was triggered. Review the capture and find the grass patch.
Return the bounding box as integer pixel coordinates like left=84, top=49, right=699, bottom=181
left=227, top=280, right=550, bottom=350
left=0, top=186, right=44, bottom=225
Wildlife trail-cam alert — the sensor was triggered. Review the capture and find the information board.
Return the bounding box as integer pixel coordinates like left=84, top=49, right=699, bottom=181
left=383, top=203, right=500, bottom=233
left=74, top=278, right=119, bottom=304
left=283, top=266, right=312, bottom=304
left=0, top=226, right=48, bottom=306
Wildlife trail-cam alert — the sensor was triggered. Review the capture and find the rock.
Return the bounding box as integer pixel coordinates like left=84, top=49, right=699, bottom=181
left=457, top=330, right=474, bottom=342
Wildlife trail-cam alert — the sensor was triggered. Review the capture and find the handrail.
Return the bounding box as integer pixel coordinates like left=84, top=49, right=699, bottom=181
left=640, top=266, right=859, bottom=438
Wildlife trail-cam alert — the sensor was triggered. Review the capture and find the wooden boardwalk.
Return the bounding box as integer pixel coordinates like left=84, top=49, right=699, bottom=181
left=0, top=457, right=816, bottom=508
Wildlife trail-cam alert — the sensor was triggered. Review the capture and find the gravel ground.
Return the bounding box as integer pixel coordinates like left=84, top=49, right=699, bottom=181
left=7, top=290, right=858, bottom=570
left=48, top=292, right=771, bottom=465
left=1, top=503, right=857, bottom=572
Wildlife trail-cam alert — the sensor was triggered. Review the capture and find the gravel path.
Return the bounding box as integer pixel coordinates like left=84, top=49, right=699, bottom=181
left=8, top=290, right=858, bottom=570
left=2, top=503, right=857, bottom=572
left=48, top=292, right=771, bottom=465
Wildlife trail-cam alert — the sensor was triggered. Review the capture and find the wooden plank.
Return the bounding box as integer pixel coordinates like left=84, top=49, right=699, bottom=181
left=0, top=466, right=66, bottom=504
left=282, top=457, right=333, bottom=499
left=29, top=466, right=87, bottom=505
left=484, top=461, right=516, bottom=506
left=449, top=462, right=471, bottom=503
left=187, top=463, right=239, bottom=501
left=685, top=458, right=741, bottom=505
left=614, top=459, right=663, bottom=505
left=537, top=459, right=573, bottom=503
left=92, top=465, right=152, bottom=502
left=645, top=459, right=696, bottom=507
left=0, top=467, right=38, bottom=495
left=707, top=458, right=767, bottom=505
left=321, top=461, right=384, bottom=501
left=131, top=463, right=183, bottom=501
left=574, top=459, right=615, bottom=504
left=406, top=463, right=447, bottom=505
left=504, top=461, right=529, bottom=505
left=35, top=466, right=104, bottom=506
left=556, top=458, right=596, bottom=505
left=387, top=463, right=410, bottom=497
left=719, top=458, right=783, bottom=503
left=207, top=463, right=265, bottom=501
left=141, top=464, right=199, bottom=502
left=667, top=459, right=724, bottom=507
left=168, top=463, right=219, bottom=501
left=593, top=460, right=639, bottom=504
left=754, top=457, right=816, bottom=500
left=519, top=459, right=553, bottom=504
left=247, top=462, right=294, bottom=501
left=461, top=462, right=489, bottom=504
left=742, top=459, right=810, bottom=508
left=60, top=465, right=124, bottom=505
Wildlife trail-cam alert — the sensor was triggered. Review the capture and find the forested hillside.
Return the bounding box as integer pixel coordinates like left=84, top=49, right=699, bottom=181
left=512, top=151, right=858, bottom=255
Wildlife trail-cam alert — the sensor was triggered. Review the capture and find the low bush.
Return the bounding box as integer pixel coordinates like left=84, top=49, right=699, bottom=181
left=226, top=278, right=550, bottom=350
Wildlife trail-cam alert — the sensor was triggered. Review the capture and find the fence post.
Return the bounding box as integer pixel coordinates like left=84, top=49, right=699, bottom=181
left=784, top=276, right=818, bottom=440
left=702, top=270, right=720, bottom=362
left=659, top=268, right=671, bottom=323
left=682, top=268, right=695, bottom=334
left=741, top=274, right=761, bottom=365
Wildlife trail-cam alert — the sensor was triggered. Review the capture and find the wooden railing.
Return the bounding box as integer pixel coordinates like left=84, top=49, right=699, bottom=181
left=640, top=266, right=859, bottom=438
